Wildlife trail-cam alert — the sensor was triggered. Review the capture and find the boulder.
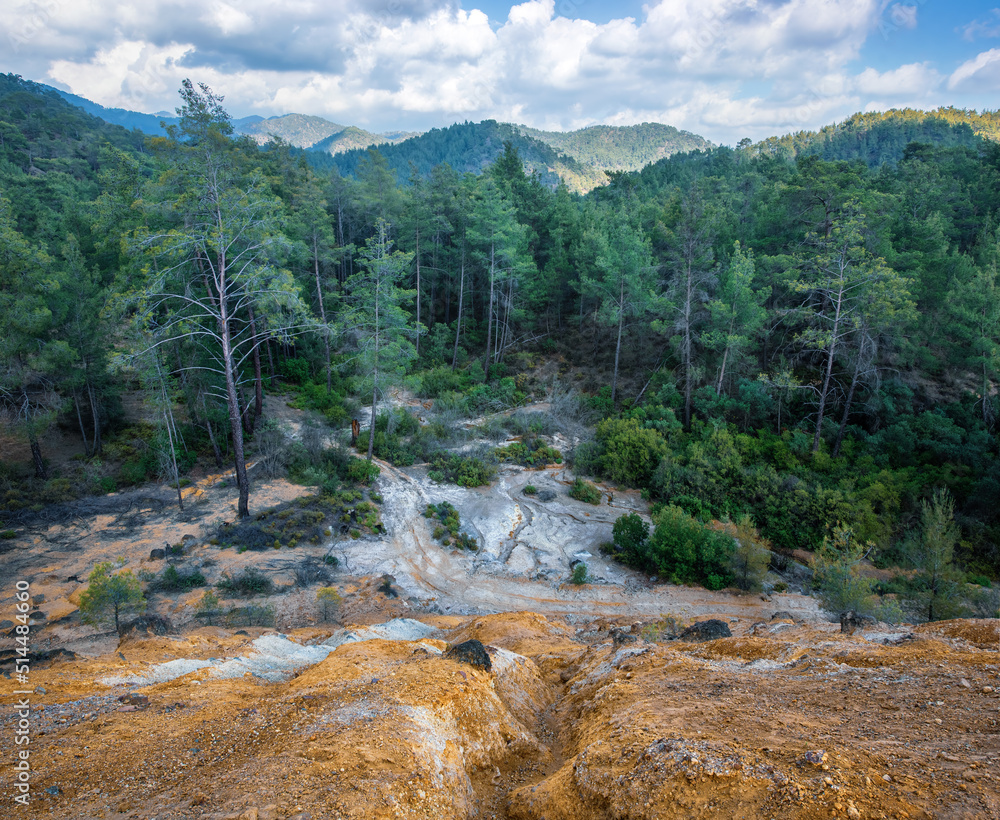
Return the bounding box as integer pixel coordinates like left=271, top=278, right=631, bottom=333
left=840, top=611, right=876, bottom=635
left=149, top=548, right=165, bottom=560
left=445, top=639, right=492, bottom=672
left=678, top=619, right=732, bottom=642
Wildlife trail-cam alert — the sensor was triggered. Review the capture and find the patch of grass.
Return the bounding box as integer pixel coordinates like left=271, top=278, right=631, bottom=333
left=569, top=478, right=602, bottom=505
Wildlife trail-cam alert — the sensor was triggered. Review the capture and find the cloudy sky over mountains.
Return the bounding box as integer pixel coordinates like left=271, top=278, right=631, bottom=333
left=4, top=0, right=999, bottom=143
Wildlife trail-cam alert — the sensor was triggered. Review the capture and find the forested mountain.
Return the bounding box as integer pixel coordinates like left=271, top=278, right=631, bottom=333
left=240, top=114, right=419, bottom=153
left=750, top=108, right=1000, bottom=166
left=52, top=87, right=180, bottom=135
left=315, top=119, right=606, bottom=191
left=2, top=72, right=1000, bottom=610
left=518, top=122, right=712, bottom=171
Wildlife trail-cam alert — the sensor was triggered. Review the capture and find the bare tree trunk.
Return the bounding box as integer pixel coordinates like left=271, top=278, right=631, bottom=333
left=484, top=244, right=496, bottom=379
left=452, top=249, right=465, bottom=371
left=87, top=381, right=102, bottom=455
left=612, top=278, right=624, bottom=406
left=74, top=392, right=91, bottom=457
left=248, top=307, right=263, bottom=433
left=414, top=228, right=421, bottom=357
left=832, top=365, right=860, bottom=459
left=313, top=234, right=332, bottom=392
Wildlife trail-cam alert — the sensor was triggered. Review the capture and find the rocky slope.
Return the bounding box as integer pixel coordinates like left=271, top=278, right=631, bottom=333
left=1, top=405, right=998, bottom=819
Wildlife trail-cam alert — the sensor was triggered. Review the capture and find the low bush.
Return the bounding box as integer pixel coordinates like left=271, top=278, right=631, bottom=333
left=607, top=506, right=735, bottom=589
left=495, top=438, right=562, bottom=468
left=217, top=567, right=274, bottom=597
left=425, top=501, right=477, bottom=550
left=150, top=565, right=207, bottom=592
left=569, top=478, right=602, bottom=505
left=426, top=451, right=496, bottom=487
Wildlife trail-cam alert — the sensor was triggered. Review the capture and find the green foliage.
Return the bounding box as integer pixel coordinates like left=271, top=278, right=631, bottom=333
left=151, top=565, right=207, bottom=592
left=194, top=590, right=222, bottom=625
left=611, top=513, right=651, bottom=565
left=571, top=563, right=589, bottom=585
left=523, top=484, right=538, bottom=495
left=811, top=524, right=898, bottom=620
left=607, top=506, right=734, bottom=588
left=427, top=452, right=497, bottom=487
left=317, top=586, right=343, bottom=621
left=728, top=517, right=772, bottom=593
left=569, top=478, right=602, bottom=504
left=595, top=419, right=668, bottom=486
left=216, top=567, right=274, bottom=597
left=495, top=438, right=562, bottom=467
left=900, top=488, right=972, bottom=621
left=78, top=559, right=146, bottom=634
left=425, top=501, right=477, bottom=550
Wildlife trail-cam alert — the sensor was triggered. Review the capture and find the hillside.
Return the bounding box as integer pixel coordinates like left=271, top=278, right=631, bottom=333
left=751, top=107, right=1000, bottom=166
left=1, top=432, right=997, bottom=820
left=315, top=119, right=606, bottom=191
left=519, top=121, right=713, bottom=172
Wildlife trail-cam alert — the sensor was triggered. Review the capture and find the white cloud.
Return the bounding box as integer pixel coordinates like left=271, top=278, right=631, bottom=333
left=854, top=62, right=941, bottom=96
left=960, top=8, right=1000, bottom=41
left=948, top=48, right=1000, bottom=91
left=3, top=0, right=984, bottom=144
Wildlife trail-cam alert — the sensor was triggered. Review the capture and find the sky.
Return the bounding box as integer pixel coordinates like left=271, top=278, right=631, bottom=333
left=3, top=0, right=999, bottom=145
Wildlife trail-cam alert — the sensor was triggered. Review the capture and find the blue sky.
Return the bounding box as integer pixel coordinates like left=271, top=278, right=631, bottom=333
left=3, top=0, right=999, bottom=144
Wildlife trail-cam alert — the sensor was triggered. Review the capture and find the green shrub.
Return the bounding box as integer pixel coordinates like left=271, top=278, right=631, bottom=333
left=571, top=563, right=589, bottom=585
left=152, top=565, right=207, bottom=592
left=317, top=587, right=343, bottom=621
left=569, top=478, right=602, bottom=505
left=608, top=505, right=735, bottom=588
left=194, top=590, right=222, bottom=625
left=78, top=559, right=146, bottom=634
left=611, top=513, right=650, bottom=565
left=217, top=567, right=274, bottom=597
left=495, top=438, right=562, bottom=468
left=427, top=452, right=496, bottom=487
left=346, top=457, right=381, bottom=485
left=0, top=529, right=15, bottom=539
left=523, top=484, right=538, bottom=495
left=595, top=418, right=669, bottom=487
left=425, top=501, right=477, bottom=550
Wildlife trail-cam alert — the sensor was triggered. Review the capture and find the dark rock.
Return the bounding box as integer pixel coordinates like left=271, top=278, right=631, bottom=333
left=32, top=594, right=46, bottom=605
left=803, top=749, right=828, bottom=766
left=535, top=489, right=557, bottom=502
left=445, top=639, right=492, bottom=672
left=0, top=620, right=13, bottom=629
left=121, top=614, right=173, bottom=638
left=610, top=627, right=637, bottom=647
left=678, top=619, right=732, bottom=642
left=119, top=693, right=149, bottom=707
left=840, top=611, right=876, bottom=635
left=149, top=548, right=166, bottom=560
left=771, top=611, right=796, bottom=622
left=46, top=785, right=59, bottom=796
left=378, top=574, right=398, bottom=598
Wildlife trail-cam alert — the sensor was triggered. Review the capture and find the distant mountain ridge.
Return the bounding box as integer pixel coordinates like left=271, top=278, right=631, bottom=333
left=312, top=119, right=712, bottom=192
left=39, top=83, right=711, bottom=191
left=517, top=122, right=712, bottom=172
